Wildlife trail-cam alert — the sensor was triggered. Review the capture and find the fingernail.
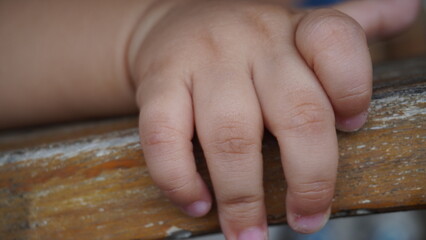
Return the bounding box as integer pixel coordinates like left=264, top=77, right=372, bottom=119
left=336, top=111, right=368, bottom=132
left=238, top=226, right=265, bottom=240
left=291, top=210, right=330, bottom=234
left=182, top=201, right=211, bottom=217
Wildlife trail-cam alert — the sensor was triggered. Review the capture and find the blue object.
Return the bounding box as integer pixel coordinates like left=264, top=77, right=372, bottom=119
left=300, top=0, right=346, bottom=7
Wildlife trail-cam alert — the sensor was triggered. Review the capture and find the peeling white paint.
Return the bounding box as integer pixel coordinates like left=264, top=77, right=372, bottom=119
left=166, top=226, right=184, bottom=236
left=69, top=197, right=88, bottom=206
left=144, top=223, right=154, bottom=228
left=355, top=209, right=372, bottom=215
left=368, top=125, right=387, bottom=130
left=30, top=184, right=67, bottom=198
left=29, top=220, right=49, bottom=229
left=371, top=94, right=426, bottom=123
left=366, top=90, right=425, bottom=134
left=0, top=130, right=140, bottom=166
left=94, top=176, right=107, bottom=181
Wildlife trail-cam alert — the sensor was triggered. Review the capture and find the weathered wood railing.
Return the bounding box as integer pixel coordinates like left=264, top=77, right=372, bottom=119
left=0, top=57, right=425, bottom=240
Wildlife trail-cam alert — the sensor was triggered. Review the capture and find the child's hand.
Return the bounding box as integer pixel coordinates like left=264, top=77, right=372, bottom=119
left=0, top=0, right=419, bottom=239
left=130, top=0, right=420, bottom=238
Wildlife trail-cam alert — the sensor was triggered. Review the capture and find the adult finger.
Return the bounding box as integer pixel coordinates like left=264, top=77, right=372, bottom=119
left=334, top=0, right=421, bottom=40
left=193, top=64, right=267, bottom=240
left=296, top=9, right=372, bottom=131
left=254, top=50, right=338, bottom=234
left=137, top=73, right=212, bottom=217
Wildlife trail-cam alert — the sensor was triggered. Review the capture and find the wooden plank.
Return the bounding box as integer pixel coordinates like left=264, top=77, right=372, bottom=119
left=0, top=57, right=425, bottom=240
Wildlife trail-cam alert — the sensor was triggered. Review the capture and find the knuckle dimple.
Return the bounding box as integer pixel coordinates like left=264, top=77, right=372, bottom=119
left=140, top=123, right=190, bottom=158
left=144, top=129, right=177, bottom=147
left=155, top=171, right=193, bottom=194
left=291, top=180, right=334, bottom=203
left=213, top=136, right=257, bottom=155
left=240, top=4, right=290, bottom=41
left=278, top=102, right=331, bottom=135
left=336, top=83, right=371, bottom=104
left=222, top=194, right=262, bottom=207
left=219, top=194, right=263, bottom=220
left=207, top=123, right=259, bottom=156
left=196, top=30, right=225, bottom=61
left=333, top=83, right=371, bottom=116
left=142, top=124, right=182, bottom=148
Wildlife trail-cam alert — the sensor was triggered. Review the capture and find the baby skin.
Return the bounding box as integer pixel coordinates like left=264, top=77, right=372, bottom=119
left=0, top=0, right=420, bottom=239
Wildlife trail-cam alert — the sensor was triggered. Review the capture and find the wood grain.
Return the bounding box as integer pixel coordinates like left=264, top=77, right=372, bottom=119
left=0, top=57, right=425, bottom=240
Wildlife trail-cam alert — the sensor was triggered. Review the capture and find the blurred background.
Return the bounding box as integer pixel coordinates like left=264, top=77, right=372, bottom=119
left=191, top=210, right=426, bottom=240
left=191, top=0, right=426, bottom=239
left=300, top=0, right=426, bottom=63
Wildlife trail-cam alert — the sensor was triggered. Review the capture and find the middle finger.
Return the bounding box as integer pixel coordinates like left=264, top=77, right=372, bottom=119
left=193, top=62, right=267, bottom=240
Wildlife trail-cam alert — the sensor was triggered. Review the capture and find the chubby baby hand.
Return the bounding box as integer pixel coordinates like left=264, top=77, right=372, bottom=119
left=129, top=0, right=419, bottom=239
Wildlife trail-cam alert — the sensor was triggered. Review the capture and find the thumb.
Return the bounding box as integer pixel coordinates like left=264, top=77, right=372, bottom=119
left=334, top=0, right=421, bottom=40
